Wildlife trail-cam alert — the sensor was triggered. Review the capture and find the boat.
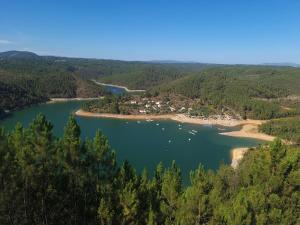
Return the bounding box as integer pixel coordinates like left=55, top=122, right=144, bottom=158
left=156, top=123, right=159, bottom=126
left=192, top=129, right=198, bottom=133
left=189, top=131, right=196, bottom=135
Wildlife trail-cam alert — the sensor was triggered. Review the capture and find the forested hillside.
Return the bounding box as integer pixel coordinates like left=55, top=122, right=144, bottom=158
left=152, top=67, right=300, bottom=119
left=0, top=115, right=299, bottom=224
left=0, top=51, right=212, bottom=112
left=0, top=54, right=108, bottom=111
left=97, top=63, right=212, bottom=89
left=2, top=51, right=300, bottom=122
left=259, top=116, right=300, bottom=143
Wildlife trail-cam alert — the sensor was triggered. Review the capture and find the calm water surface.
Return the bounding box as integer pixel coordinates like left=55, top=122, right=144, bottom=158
left=0, top=101, right=262, bottom=183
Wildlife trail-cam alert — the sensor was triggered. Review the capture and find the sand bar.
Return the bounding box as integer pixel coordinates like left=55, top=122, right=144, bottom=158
left=75, top=110, right=275, bottom=141
left=231, top=147, right=249, bottom=169
left=220, top=123, right=275, bottom=141
left=75, top=109, right=246, bottom=126
left=92, top=80, right=146, bottom=92
left=48, top=98, right=99, bottom=104
left=75, top=109, right=175, bottom=120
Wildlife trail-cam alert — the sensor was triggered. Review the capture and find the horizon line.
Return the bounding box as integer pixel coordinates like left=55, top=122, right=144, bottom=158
left=1, top=49, right=299, bottom=67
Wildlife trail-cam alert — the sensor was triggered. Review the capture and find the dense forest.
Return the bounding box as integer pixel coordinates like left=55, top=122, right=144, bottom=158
left=2, top=51, right=300, bottom=121
left=259, top=117, right=300, bottom=144
left=85, top=66, right=300, bottom=120
left=151, top=67, right=300, bottom=120
left=2, top=50, right=300, bottom=135
left=0, top=52, right=109, bottom=111
left=0, top=115, right=299, bottom=225
left=0, top=51, right=209, bottom=113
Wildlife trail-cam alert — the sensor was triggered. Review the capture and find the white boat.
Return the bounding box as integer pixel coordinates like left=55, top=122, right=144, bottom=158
left=156, top=123, right=159, bottom=126
left=192, top=129, right=198, bottom=133
left=168, top=140, right=171, bottom=143
left=189, top=131, right=196, bottom=135
left=162, top=128, right=165, bottom=131
left=188, top=138, right=191, bottom=141
left=137, top=121, right=141, bottom=124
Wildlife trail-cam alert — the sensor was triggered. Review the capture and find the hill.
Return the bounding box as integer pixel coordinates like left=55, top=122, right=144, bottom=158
left=0, top=52, right=109, bottom=111
left=0, top=51, right=213, bottom=112
left=2, top=51, right=300, bottom=121
left=151, top=66, right=300, bottom=119
left=0, top=50, right=39, bottom=59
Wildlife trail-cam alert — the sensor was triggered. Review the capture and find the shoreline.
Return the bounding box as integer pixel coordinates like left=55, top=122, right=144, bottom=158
left=47, top=97, right=99, bottom=104
left=92, top=80, right=146, bottom=92
left=74, top=109, right=275, bottom=141
left=219, top=123, right=275, bottom=141
left=75, top=109, right=175, bottom=120
left=231, top=147, right=249, bottom=169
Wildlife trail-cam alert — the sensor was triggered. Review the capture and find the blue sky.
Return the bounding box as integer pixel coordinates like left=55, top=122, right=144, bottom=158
left=0, top=0, right=299, bottom=64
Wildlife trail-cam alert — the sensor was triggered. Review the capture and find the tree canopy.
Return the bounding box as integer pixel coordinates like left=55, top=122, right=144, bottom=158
left=0, top=115, right=299, bottom=224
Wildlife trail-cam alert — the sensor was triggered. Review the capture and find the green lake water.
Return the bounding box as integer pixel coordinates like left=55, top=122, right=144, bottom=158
left=0, top=101, right=262, bottom=183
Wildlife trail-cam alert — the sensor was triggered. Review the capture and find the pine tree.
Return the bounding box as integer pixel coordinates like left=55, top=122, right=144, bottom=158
left=160, top=161, right=181, bottom=225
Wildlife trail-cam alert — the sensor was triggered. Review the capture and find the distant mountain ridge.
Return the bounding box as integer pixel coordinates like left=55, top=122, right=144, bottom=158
left=0, top=50, right=40, bottom=59
left=263, top=62, right=300, bottom=67
left=148, top=60, right=200, bottom=64
left=1, top=51, right=299, bottom=67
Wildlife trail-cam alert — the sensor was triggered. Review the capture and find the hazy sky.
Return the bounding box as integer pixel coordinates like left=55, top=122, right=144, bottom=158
left=0, top=0, right=299, bottom=64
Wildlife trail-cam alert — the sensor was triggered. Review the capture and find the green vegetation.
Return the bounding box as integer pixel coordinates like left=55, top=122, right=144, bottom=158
left=2, top=51, right=300, bottom=121
left=0, top=56, right=108, bottom=111
left=259, top=117, right=300, bottom=143
left=87, top=66, right=300, bottom=120
left=82, top=94, right=193, bottom=115
left=98, top=63, right=210, bottom=90
left=2, top=51, right=300, bottom=140
left=153, top=67, right=300, bottom=119
left=1, top=115, right=299, bottom=224
left=0, top=80, right=48, bottom=111
left=83, top=96, right=121, bottom=114
left=0, top=51, right=210, bottom=112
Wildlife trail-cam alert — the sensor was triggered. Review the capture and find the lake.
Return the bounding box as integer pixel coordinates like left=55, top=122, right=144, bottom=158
left=0, top=100, right=262, bottom=183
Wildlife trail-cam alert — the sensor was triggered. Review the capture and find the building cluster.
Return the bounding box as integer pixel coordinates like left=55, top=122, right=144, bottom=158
left=125, top=97, right=189, bottom=114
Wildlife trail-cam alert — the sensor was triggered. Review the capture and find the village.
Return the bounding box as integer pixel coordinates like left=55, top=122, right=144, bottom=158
left=116, top=94, right=239, bottom=121
left=122, top=95, right=189, bottom=114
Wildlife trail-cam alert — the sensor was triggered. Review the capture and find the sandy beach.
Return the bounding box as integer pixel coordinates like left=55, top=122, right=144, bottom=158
left=219, top=123, right=275, bottom=141
left=231, top=147, right=249, bottom=169
left=75, top=109, right=246, bottom=126
left=92, top=80, right=146, bottom=92
left=75, top=109, right=275, bottom=141
left=75, top=109, right=175, bottom=120
left=75, top=109, right=276, bottom=168
left=48, top=98, right=100, bottom=104
left=170, top=114, right=243, bottom=127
